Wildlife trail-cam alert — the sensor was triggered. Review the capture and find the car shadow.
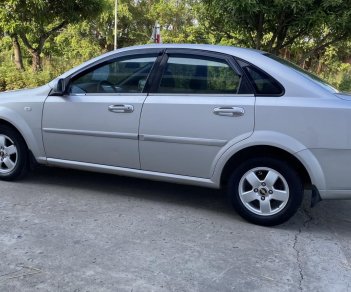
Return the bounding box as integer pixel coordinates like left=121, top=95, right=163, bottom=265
left=21, top=166, right=351, bottom=232
left=24, top=165, right=237, bottom=215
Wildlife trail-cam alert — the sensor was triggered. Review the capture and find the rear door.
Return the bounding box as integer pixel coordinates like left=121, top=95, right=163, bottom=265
left=139, top=49, right=255, bottom=178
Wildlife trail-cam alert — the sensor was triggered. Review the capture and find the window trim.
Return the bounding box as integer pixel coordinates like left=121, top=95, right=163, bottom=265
left=149, top=49, right=249, bottom=95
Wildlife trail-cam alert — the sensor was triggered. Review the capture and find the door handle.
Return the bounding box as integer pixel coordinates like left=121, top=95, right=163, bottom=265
left=213, top=107, right=245, bottom=117
left=108, top=104, right=134, bottom=113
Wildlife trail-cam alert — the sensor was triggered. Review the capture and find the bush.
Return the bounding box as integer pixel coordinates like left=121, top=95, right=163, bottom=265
left=0, top=52, right=91, bottom=92
left=338, top=70, right=351, bottom=93
left=0, top=62, right=60, bottom=92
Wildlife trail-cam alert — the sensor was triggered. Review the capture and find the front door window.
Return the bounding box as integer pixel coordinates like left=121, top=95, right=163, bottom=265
left=69, top=55, right=157, bottom=94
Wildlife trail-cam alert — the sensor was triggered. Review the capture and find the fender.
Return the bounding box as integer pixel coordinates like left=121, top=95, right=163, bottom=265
left=210, top=130, right=326, bottom=193
left=0, top=107, right=46, bottom=162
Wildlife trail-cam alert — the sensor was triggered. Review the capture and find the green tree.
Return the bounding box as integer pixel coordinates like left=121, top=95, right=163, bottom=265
left=203, top=0, right=351, bottom=57
left=51, top=21, right=103, bottom=68
left=84, top=0, right=204, bottom=50
left=0, top=0, right=103, bottom=71
left=150, top=0, right=207, bottom=43
left=93, top=0, right=153, bottom=49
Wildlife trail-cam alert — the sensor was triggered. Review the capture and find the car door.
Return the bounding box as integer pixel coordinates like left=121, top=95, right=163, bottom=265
left=139, top=49, right=255, bottom=178
left=42, top=50, right=160, bottom=168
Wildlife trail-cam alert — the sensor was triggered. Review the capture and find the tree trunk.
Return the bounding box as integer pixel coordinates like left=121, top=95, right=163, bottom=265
left=255, top=13, right=264, bottom=49
left=316, top=60, right=323, bottom=74
left=31, top=51, right=42, bottom=72
left=19, top=34, right=44, bottom=72
left=12, top=35, right=24, bottom=71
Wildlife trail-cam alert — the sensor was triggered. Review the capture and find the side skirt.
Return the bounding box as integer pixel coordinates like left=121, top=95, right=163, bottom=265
left=46, top=158, right=219, bottom=189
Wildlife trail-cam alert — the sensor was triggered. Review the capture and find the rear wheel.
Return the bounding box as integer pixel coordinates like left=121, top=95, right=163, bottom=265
left=227, top=157, right=303, bottom=226
left=0, top=125, right=28, bottom=181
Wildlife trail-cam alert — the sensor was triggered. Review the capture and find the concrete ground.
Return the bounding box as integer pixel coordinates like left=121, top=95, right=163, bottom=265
left=0, top=166, right=350, bottom=292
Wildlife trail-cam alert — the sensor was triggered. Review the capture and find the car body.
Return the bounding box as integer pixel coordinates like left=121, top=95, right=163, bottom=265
left=0, top=44, right=350, bottom=225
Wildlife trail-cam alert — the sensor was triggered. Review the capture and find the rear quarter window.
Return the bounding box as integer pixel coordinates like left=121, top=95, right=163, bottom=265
left=237, top=59, right=284, bottom=96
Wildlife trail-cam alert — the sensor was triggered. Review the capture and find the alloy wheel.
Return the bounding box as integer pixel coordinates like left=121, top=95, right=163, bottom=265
left=238, top=167, right=289, bottom=216
left=0, top=134, right=18, bottom=174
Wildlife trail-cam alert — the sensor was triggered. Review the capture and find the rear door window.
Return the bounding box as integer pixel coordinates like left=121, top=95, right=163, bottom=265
left=157, top=55, right=241, bottom=94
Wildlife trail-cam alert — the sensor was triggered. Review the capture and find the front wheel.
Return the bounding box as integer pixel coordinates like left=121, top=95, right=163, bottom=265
left=0, top=125, right=28, bottom=181
left=227, top=157, right=303, bottom=226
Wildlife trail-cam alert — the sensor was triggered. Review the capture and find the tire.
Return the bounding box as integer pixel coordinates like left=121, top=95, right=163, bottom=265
left=0, top=125, right=29, bottom=181
left=227, top=157, right=303, bottom=226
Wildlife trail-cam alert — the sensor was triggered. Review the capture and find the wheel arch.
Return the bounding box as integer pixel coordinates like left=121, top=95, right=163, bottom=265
left=219, top=145, right=312, bottom=188
left=0, top=117, right=42, bottom=169
left=0, top=108, right=43, bottom=160
left=0, top=118, right=28, bottom=144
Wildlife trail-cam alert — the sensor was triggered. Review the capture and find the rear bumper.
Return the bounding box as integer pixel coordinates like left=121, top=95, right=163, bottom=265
left=320, top=190, right=351, bottom=200
left=297, top=148, right=351, bottom=200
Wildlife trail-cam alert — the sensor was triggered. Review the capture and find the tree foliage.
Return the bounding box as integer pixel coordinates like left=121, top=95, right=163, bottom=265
left=0, top=0, right=103, bottom=71
left=203, top=0, right=351, bottom=55
left=0, top=0, right=351, bottom=91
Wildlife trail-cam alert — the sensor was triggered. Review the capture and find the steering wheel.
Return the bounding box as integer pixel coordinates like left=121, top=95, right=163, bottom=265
left=98, top=80, right=118, bottom=93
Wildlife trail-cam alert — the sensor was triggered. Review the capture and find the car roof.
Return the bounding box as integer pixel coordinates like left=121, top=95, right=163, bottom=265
left=118, top=43, right=264, bottom=55
left=97, top=44, right=266, bottom=64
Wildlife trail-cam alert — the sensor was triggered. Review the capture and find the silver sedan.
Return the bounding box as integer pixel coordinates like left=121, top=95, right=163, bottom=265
left=0, top=44, right=350, bottom=226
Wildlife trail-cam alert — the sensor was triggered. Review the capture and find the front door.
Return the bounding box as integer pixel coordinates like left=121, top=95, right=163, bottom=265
left=42, top=52, right=159, bottom=169
left=139, top=49, right=255, bottom=178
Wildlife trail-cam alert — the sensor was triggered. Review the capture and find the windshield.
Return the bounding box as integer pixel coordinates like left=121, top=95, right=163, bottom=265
left=265, top=53, right=339, bottom=93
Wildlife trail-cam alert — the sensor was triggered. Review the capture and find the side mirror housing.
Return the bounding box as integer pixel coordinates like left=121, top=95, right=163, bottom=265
left=50, top=78, right=68, bottom=96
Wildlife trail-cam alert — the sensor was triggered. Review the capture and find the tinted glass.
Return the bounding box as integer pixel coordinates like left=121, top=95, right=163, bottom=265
left=242, top=65, right=283, bottom=95
left=69, top=55, right=157, bottom=94
left=158, top=55, right=241, bottom=94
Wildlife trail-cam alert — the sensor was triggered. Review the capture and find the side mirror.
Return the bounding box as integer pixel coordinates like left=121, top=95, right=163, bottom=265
left=50, top=78, right=68, bottom=96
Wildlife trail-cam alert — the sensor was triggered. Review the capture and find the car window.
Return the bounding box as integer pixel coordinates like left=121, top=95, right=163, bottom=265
left=242, top=65, right=284, bottom=95
left=158, top=55, right=241, bottom=94
left=69, top=55, right=157, bottom=94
